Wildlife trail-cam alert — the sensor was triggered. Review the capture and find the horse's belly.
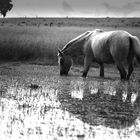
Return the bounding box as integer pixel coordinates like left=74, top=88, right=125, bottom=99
left=92, top=46, right=114, bottom=64
left=94, top=53, right=114, bottom=64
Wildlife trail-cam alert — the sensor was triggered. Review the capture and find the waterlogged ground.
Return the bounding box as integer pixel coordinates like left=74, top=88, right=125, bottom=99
left=0, top=63, right=140, bottom=140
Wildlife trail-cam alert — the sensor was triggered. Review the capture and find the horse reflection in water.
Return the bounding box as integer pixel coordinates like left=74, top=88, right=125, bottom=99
left=58, top=29, right=140, bottom=80
left=58, top=80, right=140, bottom=129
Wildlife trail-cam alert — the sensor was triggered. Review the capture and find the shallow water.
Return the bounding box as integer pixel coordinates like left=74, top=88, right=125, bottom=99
left=0, top=64, right=140, bottom=140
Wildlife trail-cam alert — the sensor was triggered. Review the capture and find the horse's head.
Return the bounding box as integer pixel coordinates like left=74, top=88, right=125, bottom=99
left=58, top=49, right=72, bottom=76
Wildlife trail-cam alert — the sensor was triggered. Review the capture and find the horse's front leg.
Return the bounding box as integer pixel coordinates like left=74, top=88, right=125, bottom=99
left=100, top=63, right=104, bottom=77
left=82, top=55, right=92, bottom=77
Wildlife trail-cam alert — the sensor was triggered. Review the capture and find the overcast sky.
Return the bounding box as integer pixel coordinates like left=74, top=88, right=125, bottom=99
left=7, top=0, right=140, bottom=17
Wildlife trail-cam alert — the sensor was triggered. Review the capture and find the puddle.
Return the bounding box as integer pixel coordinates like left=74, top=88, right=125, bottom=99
left=0, top=65, right=140, bottom=140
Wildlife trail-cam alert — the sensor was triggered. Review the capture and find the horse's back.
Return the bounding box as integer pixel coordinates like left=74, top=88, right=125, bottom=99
left=90, top=30, right=131, bottom=63
left=109, top=31, right=131, bottom=61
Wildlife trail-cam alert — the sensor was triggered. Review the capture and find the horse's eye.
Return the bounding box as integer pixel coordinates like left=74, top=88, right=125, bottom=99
left=57, top=53, right=61, bottom=57
left=60, top=58, right=64, bottom=64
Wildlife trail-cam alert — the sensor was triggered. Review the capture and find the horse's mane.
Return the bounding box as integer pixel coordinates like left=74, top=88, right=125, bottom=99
left=61, top=31, right=93, bottom=53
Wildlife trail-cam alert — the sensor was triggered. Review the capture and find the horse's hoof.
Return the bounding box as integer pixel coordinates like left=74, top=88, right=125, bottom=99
left=82, top=74, right=87, bottom=78
left=100, top=75, right=104, bottom=78
left=120, top=78, right=128, bottom=82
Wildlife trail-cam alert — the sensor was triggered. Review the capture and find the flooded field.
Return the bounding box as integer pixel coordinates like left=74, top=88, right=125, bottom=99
left=0, top=63, right=140, bottom=140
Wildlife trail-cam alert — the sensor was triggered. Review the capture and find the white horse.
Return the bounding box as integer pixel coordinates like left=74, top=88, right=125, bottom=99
left=58, top=29, right=140, bottom=80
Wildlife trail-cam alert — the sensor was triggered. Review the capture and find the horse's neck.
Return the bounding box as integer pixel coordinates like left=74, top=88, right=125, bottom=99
left=62, top=40, right=85, bottom=56
left=62, top=32, right=92, bottom=57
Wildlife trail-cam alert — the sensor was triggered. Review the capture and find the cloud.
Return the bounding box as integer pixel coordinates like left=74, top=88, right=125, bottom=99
left=11, top=0, right=140, bottom=17
left=62, top=0, right=74, bottom=14
left=123, top=1, right=140, bottom=10
left=60, top=0, right=140, bottom=17
left=103, top=1, right=140, bottom=16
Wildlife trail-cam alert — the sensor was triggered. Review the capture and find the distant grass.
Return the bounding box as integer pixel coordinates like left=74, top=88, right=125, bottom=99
left=1, top=17, right=140, bottom=27
left=0, top=25, right=93, bottom=64
left=0, top=18, right=140, bottom=65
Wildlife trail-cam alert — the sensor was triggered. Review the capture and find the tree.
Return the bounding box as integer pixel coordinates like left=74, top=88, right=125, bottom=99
left=0, top=0, right=13, bottom=18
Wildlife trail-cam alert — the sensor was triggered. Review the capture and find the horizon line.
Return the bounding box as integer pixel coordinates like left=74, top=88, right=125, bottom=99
left=1, top=16, right=140, bottom=19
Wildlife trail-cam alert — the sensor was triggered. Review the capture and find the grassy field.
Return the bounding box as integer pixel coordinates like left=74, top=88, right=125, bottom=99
left=1, top=18, right=140, bottom=140
left=0, top=18, right=140, bottom=65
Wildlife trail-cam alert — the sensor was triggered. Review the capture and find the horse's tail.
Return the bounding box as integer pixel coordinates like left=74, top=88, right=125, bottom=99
left=130, top=35, right=140, bottom=64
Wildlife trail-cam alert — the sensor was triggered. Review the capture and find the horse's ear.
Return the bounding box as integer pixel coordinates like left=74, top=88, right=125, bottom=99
left=58, top=49, right=63, bottom=57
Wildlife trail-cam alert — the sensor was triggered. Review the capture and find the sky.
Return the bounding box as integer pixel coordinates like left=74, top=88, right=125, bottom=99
left=6, top=0, right=140, bottom=17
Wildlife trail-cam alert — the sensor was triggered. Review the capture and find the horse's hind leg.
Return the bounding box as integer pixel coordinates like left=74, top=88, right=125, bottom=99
left=127, top=63, right=133, bottom=80
left=116, top=62, right=127, bottom=80
left=127, top=55, right=134, bottom=80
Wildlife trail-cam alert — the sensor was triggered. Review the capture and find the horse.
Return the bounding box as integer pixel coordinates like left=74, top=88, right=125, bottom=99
left=58, top=29, right=140, bottom=80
